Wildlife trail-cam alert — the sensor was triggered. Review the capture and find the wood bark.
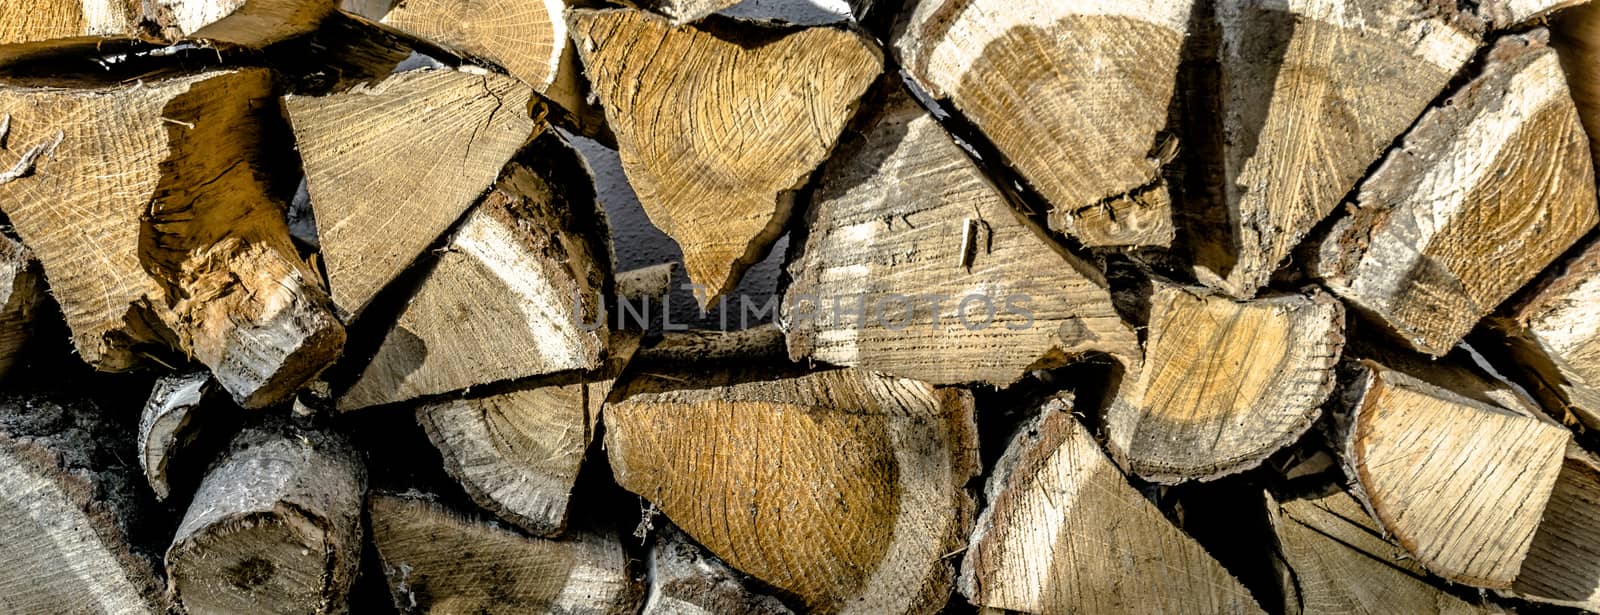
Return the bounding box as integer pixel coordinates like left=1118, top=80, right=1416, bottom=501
left=1104, top=281, right=1344, bottom=483
left=622, top=0, right=741, bottom=24
left=568, top=8, right=881, bottom=306
left=959, top=395, right=1263, bottom=614
left=781, top=79, right=1141, bottom=386
left=605, top=366, right=978, bottom=614
left=0, top=235, right=43, bottom=379
left=286, top=67, right=540, bottom=319
left=643, top=523, right=795, bottom=615
left=338, top=129, right=613, bottom=411
left=1192, top=0, right=1481, bottom=298
left=893, top=0, right=1190, bottom=248
left=368, top=491, right=641, bottom=614
left=1337, top=359, right=1570, bottom=588
left=1318, top=31, right=1598, bottom=356
left=1487, top=233, right=1600, bottom=431
left=1510, top=444, right=1600, bottom=610
left=0, top=68, right=346, bottom=408
left=0, top=0, right=139, bottom=44
left=166, top=417, right=366, bottom=614
left=138, top=371, right=237, bottom=501
left=0, top=392, right=167, bottom=614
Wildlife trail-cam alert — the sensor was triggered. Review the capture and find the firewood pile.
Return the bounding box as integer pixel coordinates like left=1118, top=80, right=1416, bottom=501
left=5, top=0, right=1600, bottom=613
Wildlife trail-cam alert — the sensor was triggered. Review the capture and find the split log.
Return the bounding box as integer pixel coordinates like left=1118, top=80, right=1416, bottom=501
left=644, top=524, right=794, bottom=615
left=1486, top=233, right=1600, bottom=431
left=1268, top=489, right=1488, bottom=614
left=1482, top=0, right=1588, bottom=30
left=0, top=235, right=43, bottom=379
left=605, top=367, right=978, bottom=613
left=138, top=371, right=238, bottom=501
left=368, top=491, right=641, bottom=614
left=959, top=395, right=1263, bottom=613
left=568, top=8, right=881, bottom=305
left=623, top=0, right=741, bottom=23
left=142, top=0, right=337, bottom=47
left=781, top=79, right=1140, bottom=386
left=633, top=322, right=788, bottom=365
left=1554, top=1, right=1600, bottom=165
left=338, top=129, right=614, bottom=411
left=286, top=67, right=539, bottom=318
left=893, top=0, right=1190, bottom=247
left=0, top=69, right=345, bottom=408
left=1318, top=31, right=1598, bottom=356
left=1337, top=359, right=1569, bottom=588
left=1191, top=0, right=1480, bottom=298
left=0, top=393, right=167, bottom=614
left=1104, top=281, right=1344, bottom=483
left=1511, top=444, right=1600, bottom=610
left=414, top=331, right=641, bottom=537
left=0, top=0, right=138, bottom=44
left=166, top=417, right=366, bottom=614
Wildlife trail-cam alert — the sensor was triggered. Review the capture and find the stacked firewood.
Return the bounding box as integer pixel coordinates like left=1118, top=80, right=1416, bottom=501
left=4, top=0, right=1600, bottom=613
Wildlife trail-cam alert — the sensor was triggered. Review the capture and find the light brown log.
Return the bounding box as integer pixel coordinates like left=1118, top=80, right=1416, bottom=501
left=0, top=235, right=43, bottom=379
left=644, top=523, right=795, bottom=615
left=0, top=392, right=167, bottom=614
left=338, top=129, right=613, bottom=411
left=0, top=69, right=346, bottom=407
left=166, top=417, right=366, bottom=615
left=1554, top=1, right=1600, bottom=166
left=286, top=67, right=539, bottom=318
left=893, top=0, right=1189, bottom=247
left=1191, top=0, right=1480, bottom=298
left=1338, top=359, right=1569, bottom=588
left=0, top=0, right=139, bottom=44
left=1510, top=444, right=1600, bottom=610
left=368, top=491, right=641, bottom=614
left=138, top=371, right=235, bottom=501
left=1318, top=31, right=1598, bottom=356
left=1487, top=232, right=1600, bottom=431
left=568, top=8, right=881, bottom=306
left=959, top=395, right=1263, bottom=614
left=143, top=0, right=338, bottom=47
left=781, top=79, right=1140, bottom=386
left=1104, top=281, right=1344, bottom=483
left=1268, top=489, right=1489, bottom=614
left=605, top=367, right=977, bottom=614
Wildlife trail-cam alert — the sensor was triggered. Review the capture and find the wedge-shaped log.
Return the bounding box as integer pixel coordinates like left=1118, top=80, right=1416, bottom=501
left=287, top=68, right=539, bottom=318
left=166, top=417, right=366, bottom=615
left=143, top=0, right=337, bottom=47
left=1339, top=359, right=1569, bottom=588
left=0, top=0, right=139, bottom=44
left=339, top=130, right=613, bottom=410
left=1510, top=445, right=1600, bottom=610
left=782, top=81, right=1139, bottom=386
left=606, top=367, right=977, bottom=614
left=1554, top=1, right=1600, bottom=164
left=1487, top=233, right=1600, bottom=431
left=1105, top=282, right=1344, bottom=483
left=369, top=491, right=641, bottom=614
left=568, top=8, right=881, bottom=305
left=894, top=0, right=1191, bottom=247
left=644, top=524, right=794, bottom=615
left=0, top=235, right=42, bottom=379
left=1319, top=32, right=1598, bottom=355
left=960, top=396, right=1263, bottom=613
left=0, top=393, right=167, bottom=614
left=1192, top=0, right=1479, bottom=298
left=0, top=69, right=345, bottom=408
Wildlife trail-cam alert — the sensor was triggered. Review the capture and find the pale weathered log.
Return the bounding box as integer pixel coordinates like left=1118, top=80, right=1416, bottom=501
left=0, top=235, right=43, bottom=379
left=616, top=263, right=674, bottom=304
left=623, top=0, right=741, bottom=23
left=1483, top=0, right=1588, bottom=30
left=568, top=8, right=881, bottom=306
left=1318, top=31, right=1598, bottom=356
left=959, top=395, right=1263, bottom=614
left=1487, top=232, right=1600, bottom=431
left=1510, top=444, right=1600, bottom=610
left=0, top=69, right=346, bottom=408
left=166, top=417, right=366, bottom=614
left=643, top=523, right=794, bottom=615
left=633, top=323, right=788, bottom=365
left=338, top=129, right=613, bottom=411
left=138, top=371, right=235, bottom=501
left=1192, top=0, right=1480, bottom=298
left=0, top=393, right=167, bottom=614
left=143, top=0, right=338, bottom=47
left=1338, top=359, right=1569, bottom=588
left=1104, top=281, right=1344, bottom=483
left=782, top=79, right=1140, bottom=386
left=286, top=67, right=539, bottom=319
left=606, top=367, right=977, bottom=613
left=894, top=0, right=1190, bottom=247
left=0, top=0, right=139, bottom=44
left=368, top=491, right=641, bottom=614
left=1268, top=489, right=1489, bottom=614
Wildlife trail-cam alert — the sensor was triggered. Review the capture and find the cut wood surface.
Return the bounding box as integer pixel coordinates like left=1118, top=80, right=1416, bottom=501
left=166, top=418, right=366, bottom=615
left=1192, top=0, right=1480, bottom=298
left=0, top=0, right=138, bottom=44
left=339, top=129, right=613, bottom=411
left=569, top=8, right=881, bottom=305
left=0, top=69, right=345, bottom=407
left=1269, top=489, right=1488, bottom=614
left=369, top=491, right=641, bottom=614
left=1104, top=281, right=1344, bottom=483
left=959, top=395, right=1263, bottom=614
left=374, top=0, right=564, bottom=91
left=138, top=371, right=232, bottom=501
left=782, top=80, right=1140, bottom=386
left=415, top=331, right=641, bottom=537
left=145, top=0, right=338, bottom=47
left=1512, top=445, right=1600, bottom=610
left=287, top=67, right=539, bottom=318
left=605, top=367, right=977, bottom=614
left=0, top=393, right=166, bottom=614
left=1340, top=359, right=1570, bottom=588
left=1318, top=31, right=1598, bottom=356
left=1554, top=1, right=1600, bottom=166
left=894, top=0, right=1190, bottom=247
left=0, top=235, right=42, bottom=379
left=1489, top=233, right=1600, bottom=431
left=644, top=524, right=794, bottom=615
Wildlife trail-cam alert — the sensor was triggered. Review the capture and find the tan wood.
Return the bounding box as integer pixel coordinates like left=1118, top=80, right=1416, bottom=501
left=1511, top=445, right=1600, bottom=610
left=0, top=0, right=138, bottom=44
left=0, top=235, right=42, bottom=379
left=144, top=0, right=338, bottom=47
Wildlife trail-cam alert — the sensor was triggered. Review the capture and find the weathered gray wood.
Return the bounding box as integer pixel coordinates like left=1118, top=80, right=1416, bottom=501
left=138, top=371, right=233, bottom=501
left=643, top=524, right=794, bottom=615
left=0, top=235, right=42, bottom=379
left=1487, top=232, right=1600, bottom=431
